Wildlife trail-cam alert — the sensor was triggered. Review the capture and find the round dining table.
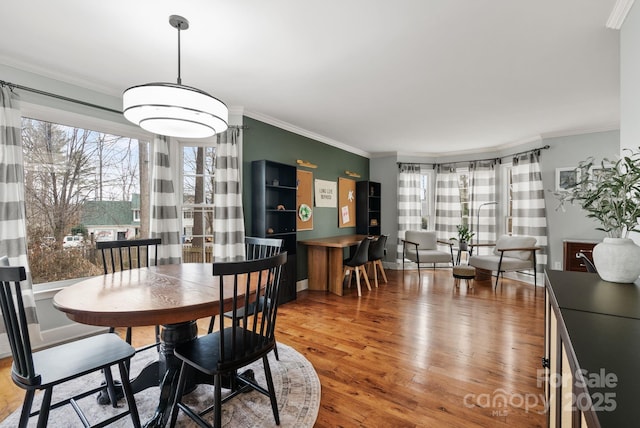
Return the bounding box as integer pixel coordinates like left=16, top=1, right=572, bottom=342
left=53, top=263, right=248, bottom=428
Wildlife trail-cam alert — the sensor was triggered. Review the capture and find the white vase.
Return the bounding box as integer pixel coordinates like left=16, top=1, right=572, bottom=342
left=592, top=238, right=640, bottom=283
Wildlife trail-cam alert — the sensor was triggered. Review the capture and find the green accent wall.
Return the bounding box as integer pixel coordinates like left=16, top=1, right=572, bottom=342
left=242, top=116, right=370, bottom=279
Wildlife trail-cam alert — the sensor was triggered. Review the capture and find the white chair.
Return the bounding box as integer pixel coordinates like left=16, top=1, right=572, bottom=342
left=469, top=235, right=540, bottom=293
left=401, top=231, right=454, bottom=275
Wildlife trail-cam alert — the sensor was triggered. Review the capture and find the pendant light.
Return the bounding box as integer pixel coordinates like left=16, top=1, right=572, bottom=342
left=123, top=15, right=228, bottom=139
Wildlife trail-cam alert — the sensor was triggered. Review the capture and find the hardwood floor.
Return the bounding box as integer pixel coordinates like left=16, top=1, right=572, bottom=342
left=0, top=268, right=546, bottom=427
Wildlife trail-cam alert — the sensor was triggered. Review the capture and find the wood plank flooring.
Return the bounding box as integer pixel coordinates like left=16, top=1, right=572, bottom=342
left=0, top=268, right=546, bottom=427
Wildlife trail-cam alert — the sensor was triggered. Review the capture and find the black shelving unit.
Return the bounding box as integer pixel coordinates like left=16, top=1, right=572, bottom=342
left=251, top=160, right=297, bottom=303
left=356, top=181, right=381, bottom=236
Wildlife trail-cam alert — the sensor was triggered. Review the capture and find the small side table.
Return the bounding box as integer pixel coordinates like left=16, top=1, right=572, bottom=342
left=453, top=265, right=476, bottom=289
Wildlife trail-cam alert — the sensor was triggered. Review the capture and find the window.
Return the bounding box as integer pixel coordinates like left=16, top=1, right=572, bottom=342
left=458, top=168, right=470, bottom=227
left=419, top=170, right=433, bottom=229
left=181, top=145, right=216, bottom=263
left=22, top=117, right=147, bottom=284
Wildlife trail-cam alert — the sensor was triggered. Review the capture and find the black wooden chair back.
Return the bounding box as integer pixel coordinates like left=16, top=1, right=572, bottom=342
left=96, top=238, right=161, bottom=274
left=245, top=236, right=283, bottom=260
left=0, top=265, right=36, bottom=385
left=577, top=252, right=598, bottom=273
left=171, top=252, right=288, bottom=428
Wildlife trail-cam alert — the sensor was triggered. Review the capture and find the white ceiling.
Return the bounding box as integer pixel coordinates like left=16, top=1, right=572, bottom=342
left=0, top=0, right=621, bottom=157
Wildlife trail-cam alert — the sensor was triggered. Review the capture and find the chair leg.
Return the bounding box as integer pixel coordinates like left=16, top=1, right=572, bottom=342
left=19, top=390, right=35, bottom=428
left=214, top=373, right=222, bottom=428
left=359, top=266, right=372, bottom=291
left=273, top=342, right=280, bottom=361
left=354, top=267, right=362, bottom=296
left=118, top=362, right=141, bottom=428
left=376, top=260, right=388, bottom=283
left=103, top=366, right=119, bottom=408
left=36, top=387, right=53, bottom=428
left=208, top=315, right=216, bottom=334
left=371, top=261, right=378, bottom=288
left=169, top=363, right=188, bottom=428
left=263, top=355, right=281, bottom=425
left=155, top=325, right=161, bottom=351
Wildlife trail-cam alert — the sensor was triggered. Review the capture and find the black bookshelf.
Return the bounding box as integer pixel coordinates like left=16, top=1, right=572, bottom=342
left=356, top=181, right=381, bottom=236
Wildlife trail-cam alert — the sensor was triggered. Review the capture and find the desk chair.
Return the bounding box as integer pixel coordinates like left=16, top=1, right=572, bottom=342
left=169, top=252, right=287, bottom=428
left=368, top=234, right=388, bottom=287
left=0, top=265, right=141, bottom=428
left=343, top=237, right=372, bottom=296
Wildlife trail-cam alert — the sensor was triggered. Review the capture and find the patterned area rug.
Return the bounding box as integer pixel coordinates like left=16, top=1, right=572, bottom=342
left=1, top=342, right=320, bottom=427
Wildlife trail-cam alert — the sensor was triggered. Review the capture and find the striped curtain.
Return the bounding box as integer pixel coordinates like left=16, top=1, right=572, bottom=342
left=213, top=127, right=245, bottom=262
left=512, top=151, right=548, bottom=274
left=396, top=163, right=422, bottom=263
left=470, top=160, right=497, bottom=255
left=435, top=165, right=461, bottom=242
left=150, top=135, right=182, bottom=264
left=0, top=86, right=41, bottom=352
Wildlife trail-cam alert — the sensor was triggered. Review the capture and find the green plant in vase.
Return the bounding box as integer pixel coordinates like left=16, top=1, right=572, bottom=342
left=451, top=224, right=475, bottom=251
left=552, top=147, right=640, bottom=282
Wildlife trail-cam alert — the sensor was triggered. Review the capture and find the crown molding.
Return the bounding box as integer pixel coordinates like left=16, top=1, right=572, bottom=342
left=606, top=0, right=635, bottom=29
left=243, top=110, right=371, bottom=158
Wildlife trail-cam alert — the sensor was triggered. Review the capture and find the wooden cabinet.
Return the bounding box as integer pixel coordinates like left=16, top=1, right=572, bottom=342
left=563, top=239, right=599, bottom=272
left=251, top=160, right=297, bottom=303
left=545, top=271, right=640, bottom=427
left=356, top=181, right=381, bottom=235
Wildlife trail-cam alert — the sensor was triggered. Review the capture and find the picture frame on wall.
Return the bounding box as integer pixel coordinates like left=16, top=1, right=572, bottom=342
left=555, top=167, right=580, bottom=191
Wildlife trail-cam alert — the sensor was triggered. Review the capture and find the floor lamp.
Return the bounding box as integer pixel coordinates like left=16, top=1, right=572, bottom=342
left=475, top=201, right=497, bottom=249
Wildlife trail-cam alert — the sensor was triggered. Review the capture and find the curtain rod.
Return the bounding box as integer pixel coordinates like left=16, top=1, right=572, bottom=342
left=398, top=144, right=551, bottom=168
left=0, top=79, right=249, bottom=129
left=1, top=79, right=123, bottom=115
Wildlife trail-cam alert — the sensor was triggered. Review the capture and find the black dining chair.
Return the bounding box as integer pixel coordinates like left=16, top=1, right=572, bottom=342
left=169, top=252, right=287, bottom=428
left=368, top=234, right=388, bottom=288
left=96, top=238, right=162, bottom=349
left=343, top=237, right=372, bottom=297
left=0, top=265, right=141, bottom=428
left=209, top=237, right=284, bottom=360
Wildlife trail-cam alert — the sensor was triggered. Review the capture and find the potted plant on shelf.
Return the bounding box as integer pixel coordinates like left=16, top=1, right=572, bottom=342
left=553, top=147, right=640, bottom=283
left=451, top=224, right=475, bottom=251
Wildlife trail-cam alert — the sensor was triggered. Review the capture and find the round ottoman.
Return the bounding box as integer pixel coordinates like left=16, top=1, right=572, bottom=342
left=452, top=265, right=476, bottom=289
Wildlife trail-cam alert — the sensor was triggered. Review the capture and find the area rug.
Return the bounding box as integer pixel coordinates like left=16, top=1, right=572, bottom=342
left=0, top=342, right=320, bottom=427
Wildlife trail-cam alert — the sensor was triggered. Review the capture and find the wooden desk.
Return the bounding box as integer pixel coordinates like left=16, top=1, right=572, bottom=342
left=299, top=234, right=370, bottom=296
left=53, top=264, right=246, bottom=428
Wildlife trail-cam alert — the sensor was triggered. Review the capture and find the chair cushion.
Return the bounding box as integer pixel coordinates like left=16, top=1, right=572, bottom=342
left=493, top=235, right=537, bottom=260
left=405, top=231, right=437, bottom=250
left=469, top=255, right=533, bottom=272
left=408, top=249, right=452, bottom=264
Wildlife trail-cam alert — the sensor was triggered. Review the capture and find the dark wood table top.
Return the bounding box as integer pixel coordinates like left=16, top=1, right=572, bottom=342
left=298, top=234, right=371, bottom=248
left=53, top=264, right=246, bottom=328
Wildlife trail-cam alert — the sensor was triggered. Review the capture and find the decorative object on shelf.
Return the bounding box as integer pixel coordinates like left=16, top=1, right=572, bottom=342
left=370, top=186, right=375, bottom=196
left=344, top=170, right=360, bottom=178
left=451, top=224, right=475, bottom=251
left=122, top=15, right=228, bottom=139
left=267, top=227, right=274, bottom=234
left=370, top=219, right=378, bottom=226
left=272, top=179, right=280, bottom=186
left=298, top=204, right=312, bottom=222
left=277, top=204, right=286, bottom=211
left=296, top=159, right=317, bottom=169
left=552, top=148, right=640, bottom=283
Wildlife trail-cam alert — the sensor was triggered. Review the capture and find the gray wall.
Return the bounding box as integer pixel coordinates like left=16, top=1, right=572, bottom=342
left=621, top=3, right=640, bottom=150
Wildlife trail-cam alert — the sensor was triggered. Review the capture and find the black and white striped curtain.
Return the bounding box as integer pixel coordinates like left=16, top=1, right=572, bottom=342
left=150, top=135, right=182, bottom=264
left=512, top=151, right=548, bottom=273
left=470, top=161, right=497, bottom=255
left=213, top=127, right=245, bottom=262
left=0, top=86, right=40, bottom=352
left=435, top=165, right=461, bottom=242
left=396, top=163, right=422, bottom=263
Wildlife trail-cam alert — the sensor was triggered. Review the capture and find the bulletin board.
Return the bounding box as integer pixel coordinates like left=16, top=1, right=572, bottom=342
left=296, top=170, right=314, bottom=231
left=338, top=177, right=356, bottom=228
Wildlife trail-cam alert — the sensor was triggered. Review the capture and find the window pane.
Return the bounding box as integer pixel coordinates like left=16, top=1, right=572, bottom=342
left=22, top=118, right=146, bottom=283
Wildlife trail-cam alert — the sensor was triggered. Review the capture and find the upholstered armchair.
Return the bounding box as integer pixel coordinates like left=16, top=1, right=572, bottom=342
left=402, top=231, right=454, bottom=275
left=468, top=235, right=540, bottom=292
